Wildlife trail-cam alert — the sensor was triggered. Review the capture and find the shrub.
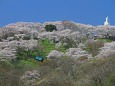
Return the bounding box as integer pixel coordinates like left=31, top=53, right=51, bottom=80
left=45, top=24, right=57, bottom=32
left=1, top=32, right=15, bottom=39
left=78, top=56, right=88, bottom=61
left=0, top=61, right=24, bottom=86
left=0, top=59, right=40, bottom=86
left=1, top=55, right=114, bottom=86
left=16, top=47, right=30, bottom=60
left=103, top=72, right=115, bottom=86
left=84, top=40, right=104, bottom=57
left=16, top=47, right=43, bottom=60
left=22, top=36, right=31, bottom=40
left=62, top=20, right=77, bottom=30
left=75, top=57, right=115, bottom=86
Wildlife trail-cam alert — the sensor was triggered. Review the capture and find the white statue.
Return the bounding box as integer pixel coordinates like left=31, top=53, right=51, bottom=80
left=104, top=16, right=110, bottom=26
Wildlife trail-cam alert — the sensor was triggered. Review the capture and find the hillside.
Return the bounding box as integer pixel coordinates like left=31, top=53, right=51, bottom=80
left=0, top=21, right=115, bottom=86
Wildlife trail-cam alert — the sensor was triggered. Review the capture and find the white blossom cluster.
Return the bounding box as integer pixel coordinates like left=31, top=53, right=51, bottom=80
left=96, top=25, right=115, bottom=37
left=47, top=50, right=64, bottom=59
left=47, top=48, right=92, bottom=60
left=0, top=21, right=115, bottom=60
left=65, top=48, right=92, bottom=59
left=0, top=40, right=38, bottom=60
left=20, top=70, right=41, bottom=85
left=5, top=22, right=43, bottom=31
left=0, top=40, right=38, bottom=50
left=0, top=22, right=42, bottom=41
left=1, top=21, right=115, bottom=39
left=0, top=27, right=19, bottom=38
left=96, top=42, right=115, bottom=58
left=38, top=29, right=82, bottom=44
left=0, top=48, right=16, bottom=60
left=44, top=21, right=115, bottom=39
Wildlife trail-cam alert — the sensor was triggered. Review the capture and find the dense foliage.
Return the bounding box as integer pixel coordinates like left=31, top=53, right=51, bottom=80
left=0, top=55, right=114, bottom=86
left=45, top=24, right=57, bottom=32
left=84, top=40, right=104, bottom=56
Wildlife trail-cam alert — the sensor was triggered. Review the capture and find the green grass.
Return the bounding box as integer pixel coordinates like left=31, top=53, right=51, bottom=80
left=97, top=38, right=112, bottom=42
left=15, top=60, right=39, bottom=69
left=41, top=39, right=56, bottom=56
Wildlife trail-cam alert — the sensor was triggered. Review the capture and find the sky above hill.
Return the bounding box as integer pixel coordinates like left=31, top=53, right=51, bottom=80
left=0, top=0, right=115, bottom=27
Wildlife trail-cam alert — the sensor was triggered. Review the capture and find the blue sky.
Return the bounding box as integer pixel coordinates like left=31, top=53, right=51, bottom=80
left=0, top=0, right=115, bottom=27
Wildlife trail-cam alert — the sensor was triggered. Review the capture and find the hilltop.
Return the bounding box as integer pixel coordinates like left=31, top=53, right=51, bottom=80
left=0, top=21, right=115, bottom=60
left=0, top=21, right=115, bottom=86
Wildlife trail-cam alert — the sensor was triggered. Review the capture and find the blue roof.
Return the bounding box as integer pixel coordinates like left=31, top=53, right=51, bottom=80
left=36, top=56, right=43, bottom=60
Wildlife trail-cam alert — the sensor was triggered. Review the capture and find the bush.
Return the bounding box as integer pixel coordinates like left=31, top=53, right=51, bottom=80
left=74, top=57, right=115, bottom=86
left=0, top=59, right=40, bottom=86
left=22, top=36, right=31, bottom=40
left=45, top=24, right=57, bottom=32
left=16, top=47, right=30, bottom=60
left=0, top=61, right=23, bottom=86
left=78, top=56, right=88, bottom=61
left=1, top=32, right=15, bottom=39
left=103, top=72, right=115, bottom=86
left=84, top=40, right=104, bottom=57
